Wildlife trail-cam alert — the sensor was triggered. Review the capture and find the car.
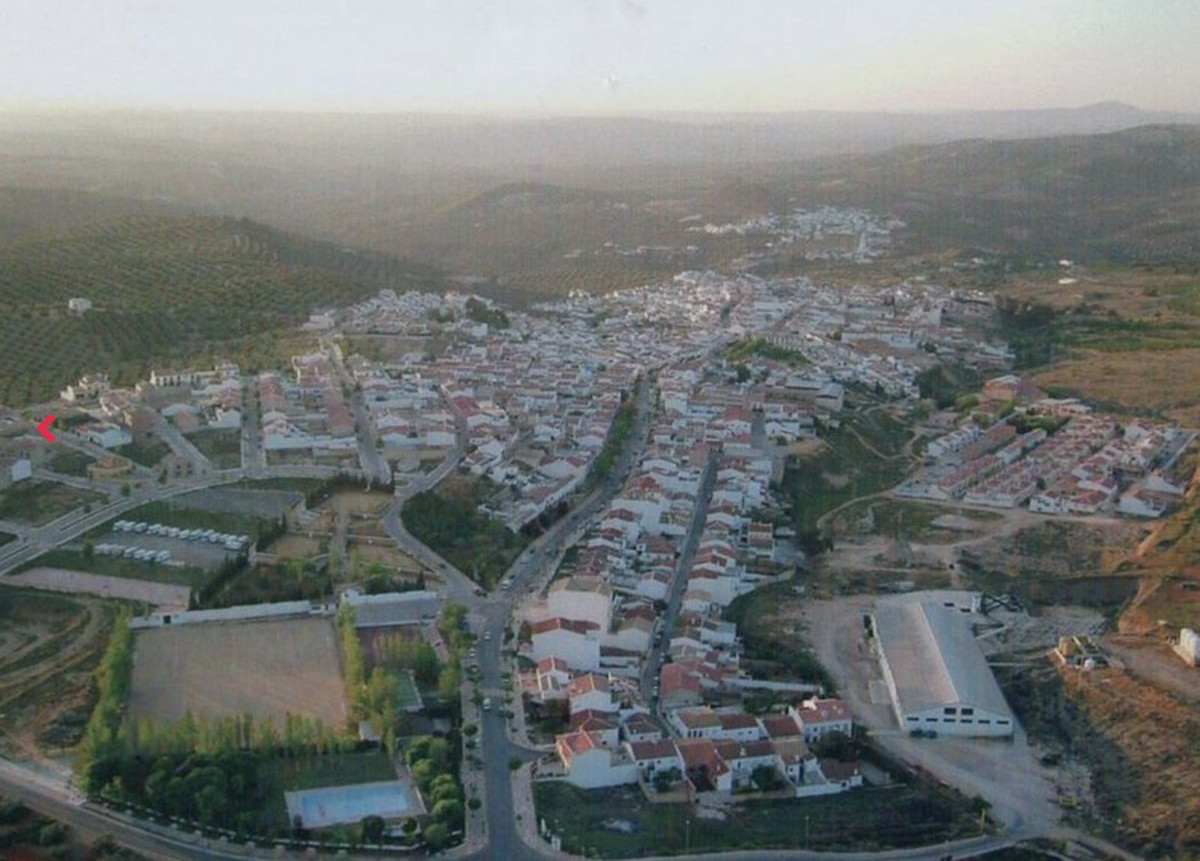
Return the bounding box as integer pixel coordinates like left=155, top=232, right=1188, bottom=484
left=482, top=697, right=492, bottom=711
left=484, top=631, right=492, bottom=641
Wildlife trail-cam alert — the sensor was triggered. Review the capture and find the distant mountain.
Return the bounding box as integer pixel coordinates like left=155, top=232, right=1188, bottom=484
left=0, top=187, right=188, bottom=247
left=784, top=124, right=1200, bottom=262
left=0, top=215, right=441, bottom=406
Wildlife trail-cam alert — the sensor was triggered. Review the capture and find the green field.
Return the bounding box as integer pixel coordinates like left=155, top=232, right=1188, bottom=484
left=189, top=429, right=242, bottom=469
left=535, top=781, right=987, bottom=857
left=780, top=424, right=911, bottom=534
left=114, top=438, right=172, bottom=468
left=0, top=531, right=14, bottom=548
left=0, top=481, right=105, bottom=526
left=48, top=449, right=96, bottom=477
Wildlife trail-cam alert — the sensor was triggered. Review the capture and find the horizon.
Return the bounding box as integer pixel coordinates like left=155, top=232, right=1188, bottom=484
left=0, top=99, right=1192, bottom=121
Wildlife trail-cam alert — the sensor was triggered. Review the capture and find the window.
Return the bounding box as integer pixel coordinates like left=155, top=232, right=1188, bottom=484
left=998, top=719, right=1010, bottom=725
left=943, top=707, right=956, bottom=715
left=943, top=718, right=955, bottom=723
left=978, top=719, right=990, bottom=725
left=961, top=719, right=973, bottom=724
left=925, top=717, right=937, bottom=723
left=907, top=717, right=919, bottom=722
left=961, top=707, right=974, bottom=715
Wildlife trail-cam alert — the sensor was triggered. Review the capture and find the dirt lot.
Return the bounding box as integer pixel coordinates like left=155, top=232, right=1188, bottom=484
left=803, top=595, right=1062, bottom=833
left=129, top=617, right=347, bottom=727
left=3, top=567, right=191, bottom=609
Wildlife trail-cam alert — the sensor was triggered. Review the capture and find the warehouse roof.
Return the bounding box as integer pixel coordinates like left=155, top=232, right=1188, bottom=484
left=342, top=590, right=443, bottom=628
left=873, top=600, right=1013, bottom=720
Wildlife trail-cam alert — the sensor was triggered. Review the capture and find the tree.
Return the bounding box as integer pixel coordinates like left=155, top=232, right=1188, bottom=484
left=431, top=799, right=463, bottom=826
left=360, top=814, right=386, bottom=846
left=422, top=822, right=449, bottom=851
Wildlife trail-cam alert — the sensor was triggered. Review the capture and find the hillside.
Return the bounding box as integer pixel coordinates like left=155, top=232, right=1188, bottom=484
left=0, top=215, right=441, bottom=406
left=787, top=125, right=1200, bottom=263
left=0, top=187, right=190, bottom=247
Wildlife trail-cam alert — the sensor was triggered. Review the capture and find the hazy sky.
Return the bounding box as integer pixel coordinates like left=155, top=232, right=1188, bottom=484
left=2, top=0, right=1198, bottom=114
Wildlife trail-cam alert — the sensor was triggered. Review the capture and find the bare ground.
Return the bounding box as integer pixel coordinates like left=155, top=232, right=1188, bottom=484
left=129, top=616, right=347, bottom=727
left=3, top=567, right=191, bottom=609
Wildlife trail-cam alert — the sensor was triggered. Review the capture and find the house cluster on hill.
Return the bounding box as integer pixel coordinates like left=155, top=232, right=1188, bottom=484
left=899, top=383, right=1196, bottom=517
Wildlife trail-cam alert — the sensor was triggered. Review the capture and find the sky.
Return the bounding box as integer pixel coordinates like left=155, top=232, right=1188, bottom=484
left=1, top=0, right=1198, bottom=114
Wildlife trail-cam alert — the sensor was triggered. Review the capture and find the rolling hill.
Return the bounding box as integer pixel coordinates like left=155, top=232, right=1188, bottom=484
left=782, top=124, right=1200, bottom=262
left=0, top=215, right=442, bottom=407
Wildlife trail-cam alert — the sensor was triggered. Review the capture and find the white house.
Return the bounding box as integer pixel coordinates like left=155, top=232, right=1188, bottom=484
left=530, top=618, right=602, bottom=671
left=547, top=577, right=613, bottom=630
left=556, top=730, right=639, bottom=789
left=790, top=698, right=853, bottom=744
left=568, top=674, right=617, bottom=715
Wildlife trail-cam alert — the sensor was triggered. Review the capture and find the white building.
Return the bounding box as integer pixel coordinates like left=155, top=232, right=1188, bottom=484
left=1176, top=628, right=1199, bottom=668
left=872, top=597, right=1015, bottom=737
left=556, top=730, right=639, bottom=788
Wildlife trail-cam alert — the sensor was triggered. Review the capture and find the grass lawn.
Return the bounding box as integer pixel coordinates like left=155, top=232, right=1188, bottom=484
left=48, top=449, right=95, bottom=477
left=23, top=548, right=209, bottom=588
left=189, top=428, right=243, bottom=469
left=0, top=481, right=105, bottom=526
left=535, top=782, right=987, bottom=857
left=115, top=438, right=172, bottom=468
left=257, top=749, right=398, bottom=834
left=0, top=531, right=14, bottom=548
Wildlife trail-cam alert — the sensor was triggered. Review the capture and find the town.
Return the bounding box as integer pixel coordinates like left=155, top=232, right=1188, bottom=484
left=4, top=245, right=1198, bottom=861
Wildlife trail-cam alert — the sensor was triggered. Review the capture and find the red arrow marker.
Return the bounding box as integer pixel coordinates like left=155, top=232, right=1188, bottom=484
left=37, top=415, right=56, bottom=443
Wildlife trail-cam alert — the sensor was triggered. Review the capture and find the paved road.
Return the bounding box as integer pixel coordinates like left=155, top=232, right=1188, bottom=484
left=642, top=452, right=719, bottom=700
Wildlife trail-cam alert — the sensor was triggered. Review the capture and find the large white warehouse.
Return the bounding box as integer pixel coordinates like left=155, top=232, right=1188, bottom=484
left=872, top=598, right=1015, bottom=738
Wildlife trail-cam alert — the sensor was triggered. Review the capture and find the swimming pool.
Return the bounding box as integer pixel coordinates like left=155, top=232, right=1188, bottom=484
left=285, top=780, right=420, bottom=829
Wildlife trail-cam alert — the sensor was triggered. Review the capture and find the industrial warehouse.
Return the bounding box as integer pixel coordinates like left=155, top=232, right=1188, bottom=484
left=871, top=593, right=1016, bottom=738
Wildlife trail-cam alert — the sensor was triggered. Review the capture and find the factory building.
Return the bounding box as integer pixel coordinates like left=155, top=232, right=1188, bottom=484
left=872, top=596, right=1015, bottom=738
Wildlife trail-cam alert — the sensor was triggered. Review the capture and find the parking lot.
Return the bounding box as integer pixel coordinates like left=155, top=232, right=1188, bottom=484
left=95, top=520, right=251, bottom=570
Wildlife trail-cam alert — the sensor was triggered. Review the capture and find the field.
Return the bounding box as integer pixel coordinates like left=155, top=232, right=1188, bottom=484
left=780, top=417, right=913, bottom=535
left=535, top=781, right=987, bottom=857
left=0, top=531, right=14, bottom=548
left=3, top=567, right=191, bottom=609
left=0, top=215, right=440, bottom=406
left=188, top=428, right=242, bottom=469
left=113, top=438, right=172, bottom=468
left=0, top=481, right=105, bottom=527
left=128, top=616, right=347, bottom=727
left=47, top=449, right=95, bottom=477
